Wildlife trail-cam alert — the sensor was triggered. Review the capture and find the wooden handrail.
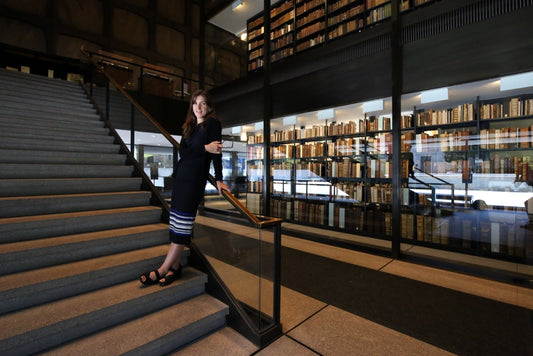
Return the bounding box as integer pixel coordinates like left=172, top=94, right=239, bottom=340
left=81, top=46, right=279, bottom=228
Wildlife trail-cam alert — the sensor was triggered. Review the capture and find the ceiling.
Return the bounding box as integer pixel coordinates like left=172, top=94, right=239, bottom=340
left=208, top=0, right=268, bottom=37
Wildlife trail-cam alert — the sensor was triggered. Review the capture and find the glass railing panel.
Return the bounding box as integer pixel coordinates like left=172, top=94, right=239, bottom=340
left=193, top=210, right=277, bottom=329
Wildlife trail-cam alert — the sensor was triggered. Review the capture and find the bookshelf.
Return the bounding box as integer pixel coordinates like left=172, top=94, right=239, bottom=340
left=245, top=81, right=533, bottom=260
left=247, top=13, right=264, bottom=71
left=246, top=0, right=437, bottom=69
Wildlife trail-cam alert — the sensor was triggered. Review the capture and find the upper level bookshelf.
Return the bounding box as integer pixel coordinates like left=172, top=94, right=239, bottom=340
left=247, top=0, right=438, bottom=71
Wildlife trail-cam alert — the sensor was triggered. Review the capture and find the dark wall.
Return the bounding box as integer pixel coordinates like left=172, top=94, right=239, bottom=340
left=129, top=92, right=189, bottom=135
left=212, top=0, right=533, bottom=127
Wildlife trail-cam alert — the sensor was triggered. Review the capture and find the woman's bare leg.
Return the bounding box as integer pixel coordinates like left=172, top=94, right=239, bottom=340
left=159, top=242, right=185, bottom=275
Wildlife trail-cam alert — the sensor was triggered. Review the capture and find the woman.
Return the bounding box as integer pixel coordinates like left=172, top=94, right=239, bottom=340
left=140, top=89, right=230, bottom=286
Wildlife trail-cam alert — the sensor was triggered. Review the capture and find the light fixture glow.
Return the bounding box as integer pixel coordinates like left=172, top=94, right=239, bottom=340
left=420, top=87, right=449, bottom=104
left=318, top=108, right=335, bottom=120
left=240, top=132, right=247, bottom=141
left=232, top=0, right=244, bottom=11
left=283, top=115, right=297, bottom=126
left=500, top=71, right=533, bottom=91
left=362, top=99, right=384, bottom=113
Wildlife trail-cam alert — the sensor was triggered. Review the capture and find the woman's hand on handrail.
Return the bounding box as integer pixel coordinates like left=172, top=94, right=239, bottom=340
left=217, top=181, right=231, bottom=196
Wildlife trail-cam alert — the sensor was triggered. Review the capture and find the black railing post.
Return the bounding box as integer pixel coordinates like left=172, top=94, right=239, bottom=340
left=391, top=0, right=403, bottom=259
left=89, top=53, right=93, bottom=97
left=105, top=79, right=110, bottom=121
left=130, top=102, right=135, bottom=154
left=272, top=221, right=282, bottom=325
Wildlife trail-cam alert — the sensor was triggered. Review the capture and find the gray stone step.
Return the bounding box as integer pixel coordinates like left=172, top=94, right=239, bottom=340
left=168, top=327, right=257, bottom=355
left=0, top=224, right=169, bottom=276
left=0, top=268, right=210, bottom=356
left=0, top=244, right=181, bottom=314
left=0, top=102, right=99, bottom=120
left=0, top=177, right=142, bottom=197
left=0, top=122, right=113, bottom=143
left=0, top=82, right=87, bottom=101
left=0, top=69, right=83, bottom=92
left=0, top=91, right=95, bottom=111
left=0, top=191, right=152, bottom=218
left=0, top=148, right=127, bottom=165
left=0, top=206, right=163, bottom=243
left=0, top=136, right=120, bottom=154
left=0, top=163, right=133, bottom=179
left=0, top=111, right=104, bottom=129
left=39, top=293, right=228, bottom=356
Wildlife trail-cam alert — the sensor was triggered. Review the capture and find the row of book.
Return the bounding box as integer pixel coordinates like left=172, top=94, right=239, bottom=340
left=272, top=34, right=293, bottom=51
left=271, top=116, right=396, bottom=142
left=416, top=104, right=475, bottom=126
left=297, top=0, right=325, bottom=16
left=296, top=21, right=325, bottom=40
left=413, top=130, right=471, bottom=152
left=480, top=98, right=533, bottom=119
left=271, top=1, right=293, bottom=20
left=271, top=199, right=393, bottom=235
left=366, top=2, right=391, bottom=24
left=328, top=4, right=364, bottom=26
left=328, top=19, right=363, bottom=40
left=272, top=47, right=294, bottom=62
left=247, top=145, right=264, bottom=160
left=267, top=196, right=528, bottom=257
left=329, top=0, right=363, bottom=13
left=271, top=25, right=293, bottom=44
left=478, top=156, right=532, bottom=181
left=297, top=8, right=325, bottom=28
left=256, top=125, right=533, bottom=154
left=410, top=213, right=527, bottom=256
left=479, top=126, right=533, bottom=149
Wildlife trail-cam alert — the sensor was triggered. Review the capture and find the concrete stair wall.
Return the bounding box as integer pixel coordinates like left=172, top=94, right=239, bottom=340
left=0, top=68, right=251, bottom=355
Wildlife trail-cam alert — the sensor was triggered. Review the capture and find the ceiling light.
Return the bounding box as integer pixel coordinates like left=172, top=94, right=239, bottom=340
left=420, top=87, right=448, bottom=104
left=318, top=108, right=335, bottom=120
left=362, top=99, right=384, bottom=113
left=500, top=71, right=533, bottom=91
left=283, top=115, right=296, bottom=126
left=232, top=0, right=244, bottom=11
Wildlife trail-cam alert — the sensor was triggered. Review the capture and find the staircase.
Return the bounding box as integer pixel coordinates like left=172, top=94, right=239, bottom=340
left=0, top=68, right=252, bottom=355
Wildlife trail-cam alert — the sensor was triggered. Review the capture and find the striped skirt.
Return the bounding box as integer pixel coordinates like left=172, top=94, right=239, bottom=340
left=169, top=209, right=196, bottom=245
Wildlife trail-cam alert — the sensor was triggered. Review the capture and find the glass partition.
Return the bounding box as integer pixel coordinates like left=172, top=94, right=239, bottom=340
left=242, top=73, right=533, bottom=274
left=193, top=210, right=279, bottom=331
left=400, top=77, right=533, bottom=263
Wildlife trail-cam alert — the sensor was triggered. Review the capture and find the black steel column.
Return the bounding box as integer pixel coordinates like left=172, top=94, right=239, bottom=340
left=199, top=0, right=206, bottom=89
left=262, top=0, right=272, bottom=216
left=391, top=0, right=402, bottom=259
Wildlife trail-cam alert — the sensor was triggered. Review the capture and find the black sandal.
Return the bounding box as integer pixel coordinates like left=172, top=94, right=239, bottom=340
left=139, top=270, right=161, bottom=285
left=159, top=265, right=182, bottom=287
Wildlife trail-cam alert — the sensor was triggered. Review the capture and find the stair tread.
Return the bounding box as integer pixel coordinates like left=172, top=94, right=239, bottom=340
left=0, top=177, right=142, bottom=197
left=0, top=244, right=170, bottom=293
left=0, top=190, right=149, bottom=202
left=39, top=293, right=227, bottom=356
left=1, top=223, right=168, bottom=254
left=170, top=326, right=257, bottom=356
left=0, top=267, right=208, bottom=341
left=0, top=206, right=161, bottom=225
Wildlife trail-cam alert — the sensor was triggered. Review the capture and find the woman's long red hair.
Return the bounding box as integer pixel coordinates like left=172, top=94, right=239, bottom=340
left=182, top=89, right=215, bottom=138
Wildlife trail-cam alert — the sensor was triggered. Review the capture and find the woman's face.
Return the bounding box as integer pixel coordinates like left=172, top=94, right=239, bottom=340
left=193, top=95, right=210, bottom=120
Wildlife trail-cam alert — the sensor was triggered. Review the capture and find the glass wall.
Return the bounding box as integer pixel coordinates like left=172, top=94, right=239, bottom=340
left=243, top=72, right=533, bottom=270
